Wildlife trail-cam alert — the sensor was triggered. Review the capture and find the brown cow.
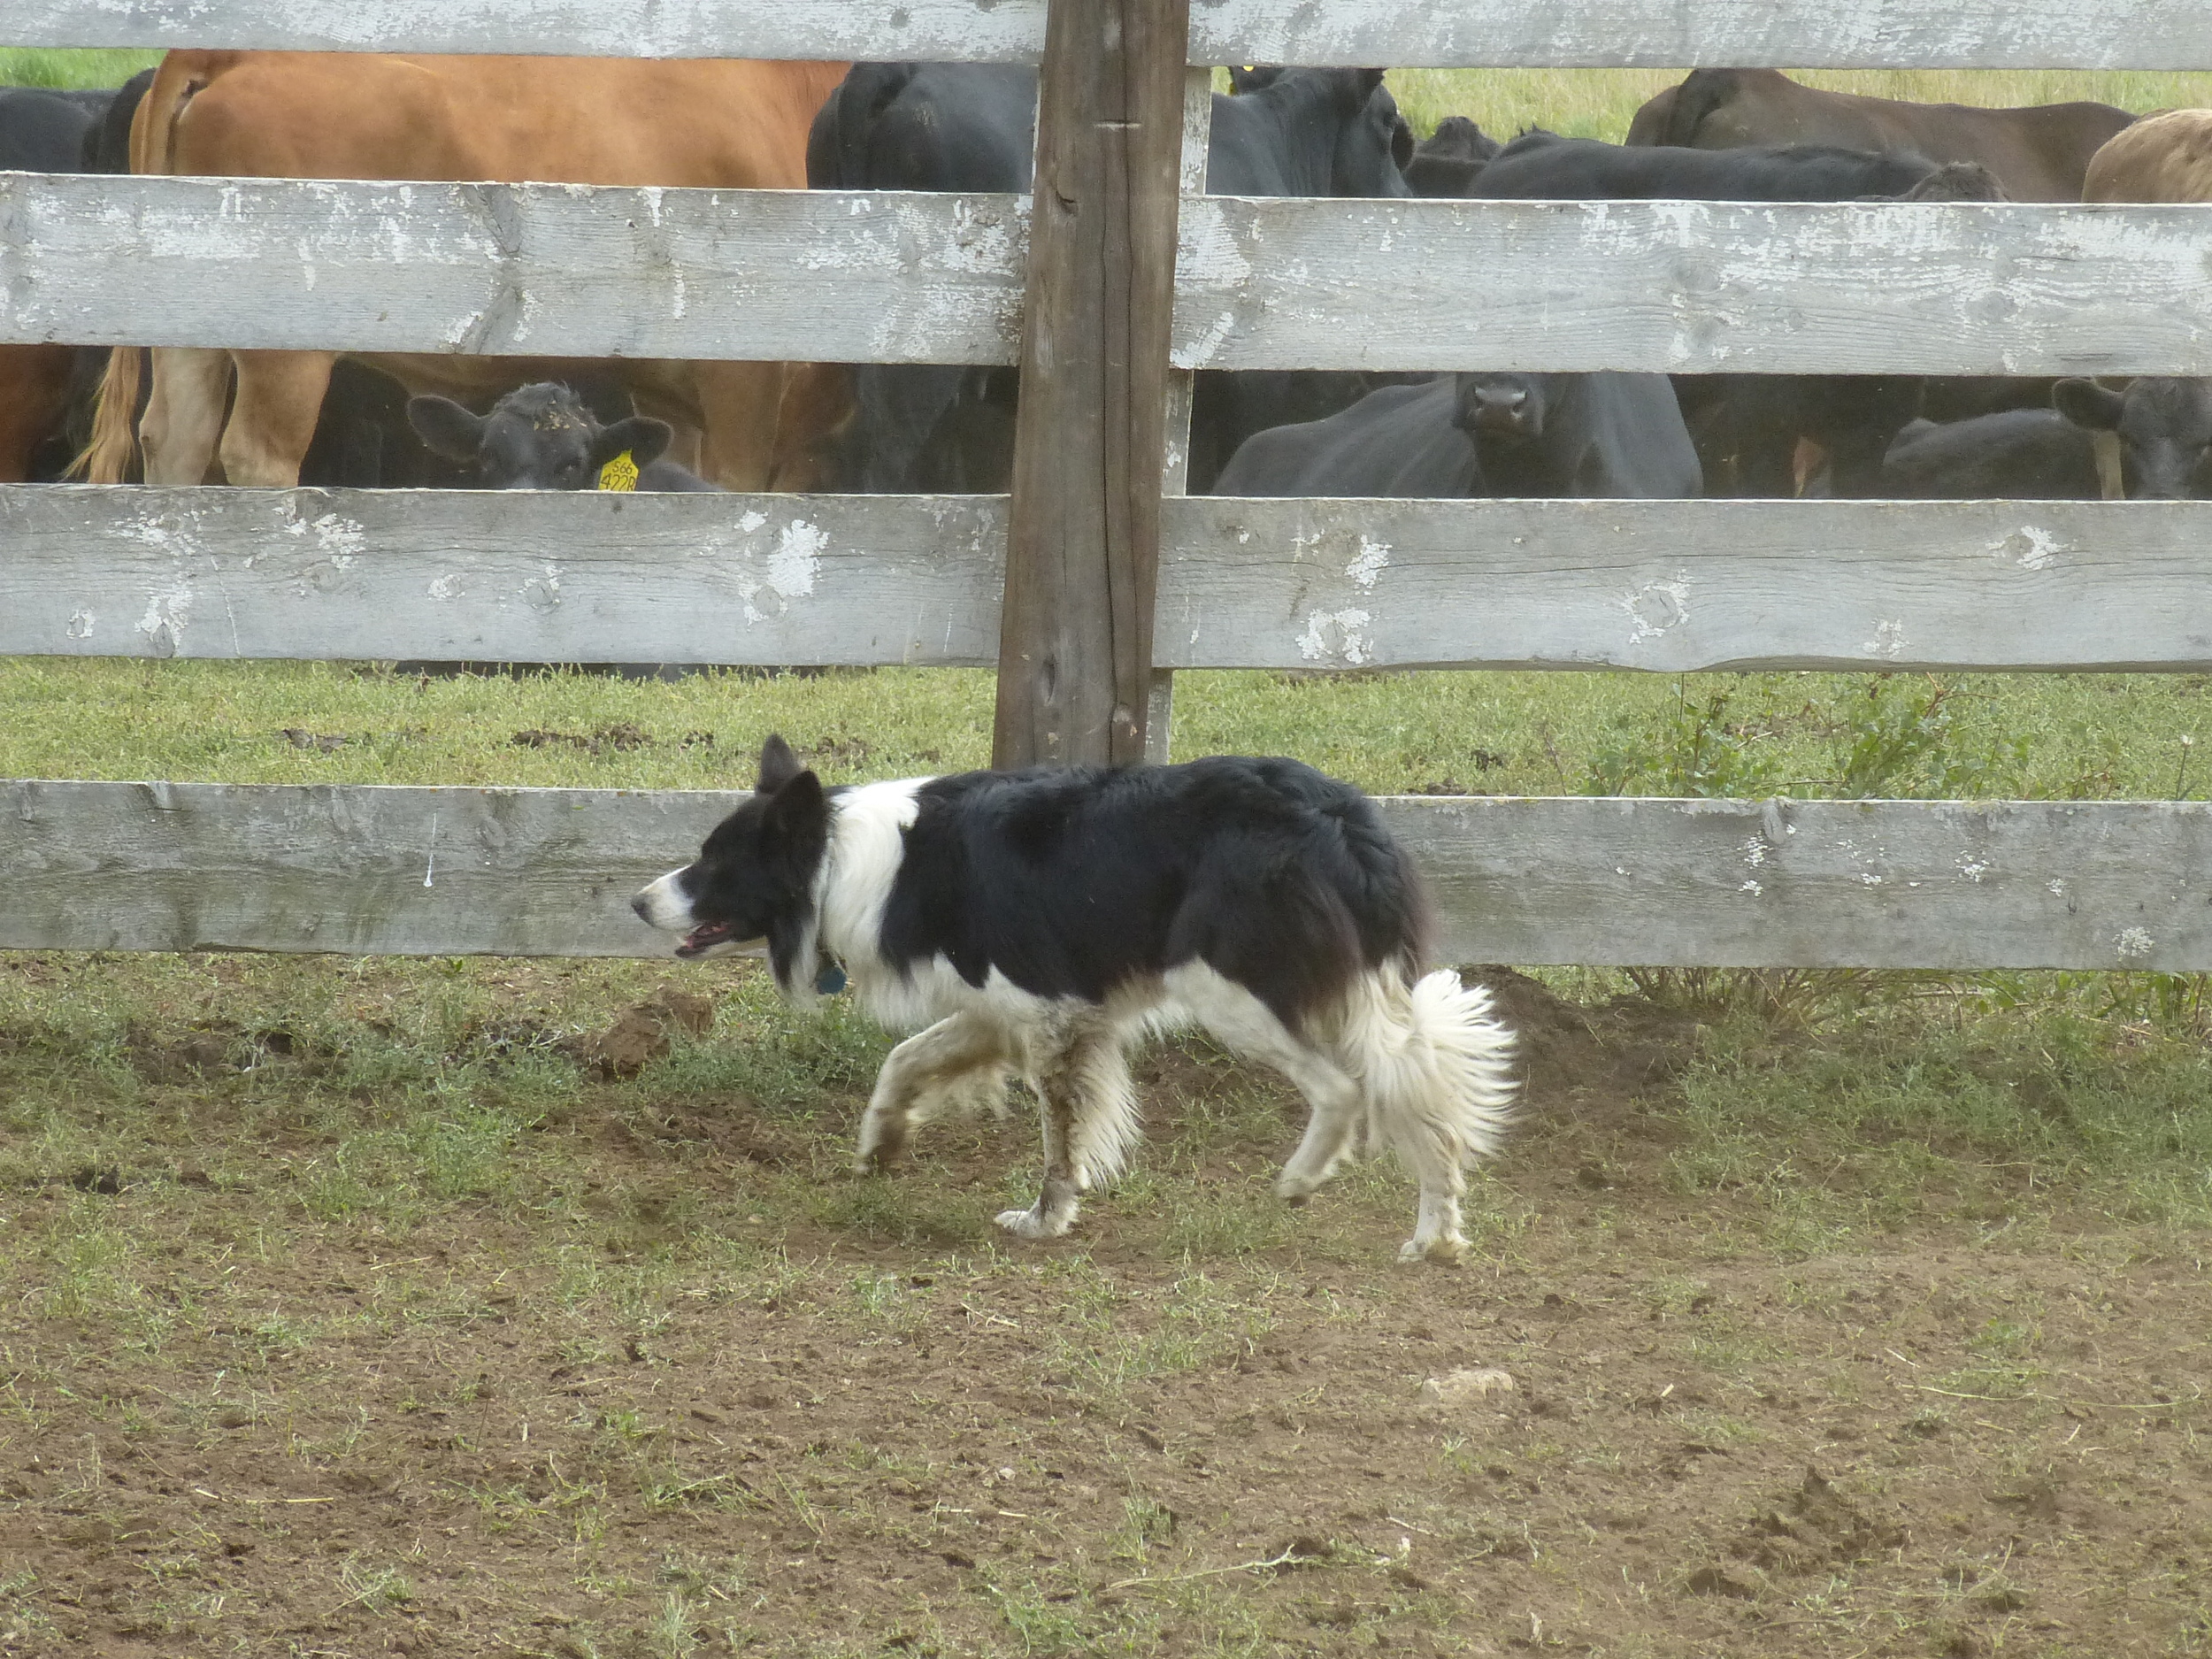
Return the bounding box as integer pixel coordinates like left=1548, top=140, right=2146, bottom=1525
left=85, top=52, right=848, bottom=488
left=2083, top=106, right=2212, bottom=201
left=0, top=345, right=76, bottom=482
left=1625, top=69, right=2133, bottom=202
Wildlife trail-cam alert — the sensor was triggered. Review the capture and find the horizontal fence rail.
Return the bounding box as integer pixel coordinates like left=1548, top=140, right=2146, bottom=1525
left=14, top=488, right=2212, bottom=674
left=0, top=488, right=1005, bottom=666
left=13, top=181, right=2212, bottom=377
left=0, top=178, right=1023, bottom=365
left=5, top=782, right=2208, bottom=969
left=1174, top=199, right=2212, bottom=376
left=15, top=0, right=2212, bottom=69
left=1162, top=498, right=2212, bottom=672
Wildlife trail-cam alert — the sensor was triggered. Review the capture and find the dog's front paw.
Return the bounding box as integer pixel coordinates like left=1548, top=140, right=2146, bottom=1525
left=1275, top=1169, right=1322, bottom=1202
left=1398, top=1232, right=1468, bottom=1265
left=995, top=1204, right=1070, bottom=1241
left=853, top=1141, right=902, bottom=1176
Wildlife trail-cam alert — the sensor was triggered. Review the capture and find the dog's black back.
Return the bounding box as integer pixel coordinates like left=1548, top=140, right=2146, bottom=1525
left=879, top=757, right=1428, bottom=1027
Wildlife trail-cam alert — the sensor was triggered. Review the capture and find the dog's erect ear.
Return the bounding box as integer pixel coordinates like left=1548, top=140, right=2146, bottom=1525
left=757, top=733, right=805, bottom=794
left=759, top=769, right=827, bottom=856
left=406, top=396, right=487, bottom=461
left=2053, top=378, right=2125, bottom=433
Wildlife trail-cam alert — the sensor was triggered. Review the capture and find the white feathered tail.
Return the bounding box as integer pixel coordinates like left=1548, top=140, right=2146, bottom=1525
left=1330, top=966, right=1518, bottom=1262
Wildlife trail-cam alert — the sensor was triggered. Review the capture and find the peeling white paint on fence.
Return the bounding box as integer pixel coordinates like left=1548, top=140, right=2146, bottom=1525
left=0, top=177, right=1025, bottom=365
left=0, top=488, right=1006, bottom=666
left=15, top=181, right=2212, bottom=375
left=1172, top=198, right=2212, bottom=375
left=19, top=491, right=2212, bottom=673
left=9, top=785, right=2211, bottom=967
left=1158, top=497, right=2212, bottom=672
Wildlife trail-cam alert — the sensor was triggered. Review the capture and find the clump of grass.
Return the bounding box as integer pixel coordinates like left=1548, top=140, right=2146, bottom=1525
left=0, top=48, right=163, bottom=90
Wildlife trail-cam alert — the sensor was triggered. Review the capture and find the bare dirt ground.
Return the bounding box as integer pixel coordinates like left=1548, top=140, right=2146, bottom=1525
left=2, top=965, right=2208, bottom=1657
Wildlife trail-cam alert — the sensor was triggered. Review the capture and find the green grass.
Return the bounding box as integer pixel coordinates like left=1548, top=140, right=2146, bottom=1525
left=4, top=659, right=2208, bottom=805
left=0, top=48, right=161, bottom=91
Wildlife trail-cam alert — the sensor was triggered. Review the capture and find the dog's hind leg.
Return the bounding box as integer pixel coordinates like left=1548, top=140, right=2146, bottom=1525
left=1163, top=964, right=1363, bottom=1202
left=856, top=1012, right=1011, bottom=1173
left=996, top=1011, right=1121, bottom=1241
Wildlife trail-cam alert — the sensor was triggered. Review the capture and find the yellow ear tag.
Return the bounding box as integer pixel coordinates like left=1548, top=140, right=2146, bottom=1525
left=597, top=450, right=639, bottom=492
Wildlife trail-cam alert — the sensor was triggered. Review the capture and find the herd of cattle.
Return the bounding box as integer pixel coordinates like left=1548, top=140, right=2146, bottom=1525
left=4, top=56, right=2212, bottom=505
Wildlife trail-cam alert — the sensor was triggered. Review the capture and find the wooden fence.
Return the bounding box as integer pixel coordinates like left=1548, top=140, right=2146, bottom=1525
left=6, top=0, right=2212, bottom=970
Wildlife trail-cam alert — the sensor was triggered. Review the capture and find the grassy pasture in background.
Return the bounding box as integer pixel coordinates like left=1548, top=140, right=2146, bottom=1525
left=0, top=48, right=158, bottom=90
left=2, top=659, right=2208, bottom=806
left=5, top=41, right=2212, bottom=1659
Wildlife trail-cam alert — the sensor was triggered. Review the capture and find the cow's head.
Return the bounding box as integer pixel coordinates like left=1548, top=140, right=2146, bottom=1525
left=1893, top=161, right=2007, bottom=202
left=406, top=382, right=675, bottom=490
left=2053, top=377, right=2212, bottom=500
left=1422, top=115, right=1501, bottom=166
left=1331, top=68, right=1414, bottom=198
left=1454, top=373, right=1555, bottom=442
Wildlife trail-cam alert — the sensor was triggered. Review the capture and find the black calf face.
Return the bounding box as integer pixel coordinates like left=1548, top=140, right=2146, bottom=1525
left=1454, top=373, right=1551, bottom=442
left=2055, top=377, right=2212, bottom=499
left=406, top=383, right=673, bottom=491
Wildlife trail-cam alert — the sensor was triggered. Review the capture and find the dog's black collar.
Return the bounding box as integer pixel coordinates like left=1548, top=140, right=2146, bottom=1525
left=814, top=955, right=848, bottom=996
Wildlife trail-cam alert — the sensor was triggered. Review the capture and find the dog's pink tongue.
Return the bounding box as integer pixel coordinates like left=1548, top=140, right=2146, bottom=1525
left=677, top=922, right=729, bottom=957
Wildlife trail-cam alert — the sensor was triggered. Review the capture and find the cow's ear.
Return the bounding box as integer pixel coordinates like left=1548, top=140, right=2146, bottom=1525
left=2054, top=380, right=2126, bottom=432
left=757, top=733, right=805, bottom=794
left=406, top=396, right=486, bottom=460
left=589, top=416, right=674, bottom=470
left=1344, top=67, right=1387, bottom=110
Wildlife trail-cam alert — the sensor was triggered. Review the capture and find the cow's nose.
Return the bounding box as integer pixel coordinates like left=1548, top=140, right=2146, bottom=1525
left=1478, top=387, right=1526, bottom=411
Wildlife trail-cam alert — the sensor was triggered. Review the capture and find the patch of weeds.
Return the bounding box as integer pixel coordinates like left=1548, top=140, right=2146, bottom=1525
left=1112, top=1497, right=1180, bottom=1564
left=332, top=1555, right=412, bottom=1616
left=640, top=1462, right=763, bottom=1515
left=980, top=1572, right=1094, bottom=1656
left=646, top=1589, right=705, bottom=1658
left=1586, top=680, right=1786, bottom=799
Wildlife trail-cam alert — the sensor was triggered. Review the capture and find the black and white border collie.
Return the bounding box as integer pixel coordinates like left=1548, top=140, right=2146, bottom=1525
left=633, top=736, right=1517, bottom=1262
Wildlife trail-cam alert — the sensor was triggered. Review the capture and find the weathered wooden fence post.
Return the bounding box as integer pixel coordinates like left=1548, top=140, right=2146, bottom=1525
left=992, top=0, right=1192, bottom=769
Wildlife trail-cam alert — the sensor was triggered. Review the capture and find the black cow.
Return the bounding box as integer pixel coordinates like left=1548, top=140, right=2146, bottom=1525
left=407, top=383, right=719, bottom=491
left=1455, top=372, right=1701, bottom=497
left=809, top=64, right=1418, bottom=494
left=803, top=63, right=1034, bottom=493
left=1208, top=66, right=1412, bottom=199
left=1878, top=411, right=2101, bottom=497
left=1465, top=133, right=2004, bottom=497
left=1212, top=372, right=1699, bottom=500
left=0, top=84, right=104, bottom=171
left=1402, top=114, right=1502, bottom=197
left=1212, top=380, right=1475, bottom=497
left=78, top=66, right=152, bottom=173
left=2052, top=378, right=2212, bottom=500
left=1187, top=68, right=1419, bottom=492
left=1470, top=130, right=1996, bottom=201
